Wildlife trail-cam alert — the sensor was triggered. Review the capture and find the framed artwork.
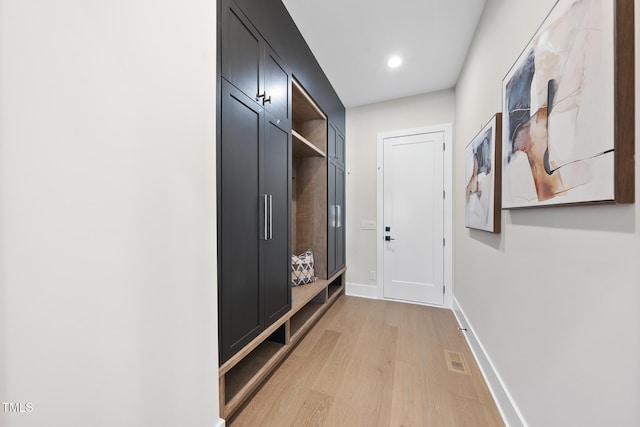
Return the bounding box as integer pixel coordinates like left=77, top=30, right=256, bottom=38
left=465, top=113, right=502, bottom=233
left=502, top=0, right=634, bottom=208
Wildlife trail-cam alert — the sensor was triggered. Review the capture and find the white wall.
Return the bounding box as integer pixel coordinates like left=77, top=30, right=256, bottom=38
left=345, top=90, right=455, bottom=295
left=0, top=1, right=221, bottom=426
left=454, top=1, right=640, bottom=426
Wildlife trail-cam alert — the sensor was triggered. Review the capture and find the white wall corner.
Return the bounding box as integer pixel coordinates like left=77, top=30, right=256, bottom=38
left=346, top=282, right=378, bottom=299
left=214, top=418, right=226, bottom=427
left=452, top=297, right=528, bottom=427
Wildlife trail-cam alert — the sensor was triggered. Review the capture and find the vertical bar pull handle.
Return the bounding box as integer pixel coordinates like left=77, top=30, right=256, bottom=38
left=330, top=205, right=336, bottom=228
left=263, top=194, right=268, bottom=240
left=268, top=195, right=273, bottom=240
left=336, top=205, right=341, bottom=228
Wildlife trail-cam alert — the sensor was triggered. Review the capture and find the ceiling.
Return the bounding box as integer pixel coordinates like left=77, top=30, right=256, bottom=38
left=281, top=0, right=487, bottom=108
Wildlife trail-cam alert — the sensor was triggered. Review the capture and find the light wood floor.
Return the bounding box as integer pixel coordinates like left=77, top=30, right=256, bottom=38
left=228, top=296, right=504, bottom=427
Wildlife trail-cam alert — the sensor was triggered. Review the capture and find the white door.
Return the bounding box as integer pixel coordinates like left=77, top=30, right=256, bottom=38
left=382, top=131, right=444, bottom=305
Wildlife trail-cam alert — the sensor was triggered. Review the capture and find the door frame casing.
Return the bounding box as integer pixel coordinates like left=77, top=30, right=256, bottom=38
left=376, top=124, right=453, bottom=308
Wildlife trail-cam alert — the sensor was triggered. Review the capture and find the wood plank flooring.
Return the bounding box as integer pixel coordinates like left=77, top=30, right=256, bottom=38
left=227, top=296, right=504, bottom=427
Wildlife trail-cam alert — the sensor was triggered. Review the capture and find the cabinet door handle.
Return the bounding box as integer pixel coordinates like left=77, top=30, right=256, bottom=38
left=256, top=92, right=266, bottom=101
left=268, top=195, right=273, bottom=240
left=330, top=205, right=336, bottom=228
left=336, top=205, right=341, bottom=228
left=263, top=96, right=271, bottom=105
left=263, top=194, right=268, bottom=240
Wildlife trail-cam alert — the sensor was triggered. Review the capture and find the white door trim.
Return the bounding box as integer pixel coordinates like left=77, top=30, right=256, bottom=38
left=376, top=123, right=453, bottom=308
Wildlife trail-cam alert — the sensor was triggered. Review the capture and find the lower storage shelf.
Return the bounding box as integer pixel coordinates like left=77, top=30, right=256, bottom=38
left=219, top=268, right=345, bottom=420
left=290, top=301, right=324, bottom=341
left=328, top=275, right=343, bottom=300
left=224, top=330, right=286, bottom=404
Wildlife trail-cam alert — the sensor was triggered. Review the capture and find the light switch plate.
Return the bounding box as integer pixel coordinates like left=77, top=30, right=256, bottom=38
left=361, top=220, right=376, bottom=230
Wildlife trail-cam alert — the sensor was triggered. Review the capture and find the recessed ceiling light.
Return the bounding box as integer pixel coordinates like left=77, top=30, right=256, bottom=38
left=387, top=56, right=402, bottom=68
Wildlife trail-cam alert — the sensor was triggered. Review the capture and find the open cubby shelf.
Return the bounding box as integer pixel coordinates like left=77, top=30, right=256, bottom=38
left=290, top=301, right=324, bottom=340
left=292, top=129, right=327, bottom=158
left=219, top=269, right=345, bottom=420
left=292, top=79, right=325, bottom=120
left=291, top=78, right=327, bottom=155
left=291, top=78, right=328, bottom=280
left=328, top=281, right=342, bottom=300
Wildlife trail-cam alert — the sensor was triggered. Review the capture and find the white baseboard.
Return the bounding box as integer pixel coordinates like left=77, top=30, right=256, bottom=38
left=214, top=418, right=226, bottom=427
left=345, top=282, right=378, bottom=299
left=452, top=297, right=528, bottom=427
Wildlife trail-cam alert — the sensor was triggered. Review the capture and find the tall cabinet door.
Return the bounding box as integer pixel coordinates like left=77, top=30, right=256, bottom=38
left=328, top=158, right=345, bottom=277
left=328, top=123, right=346, bottom=276
left=335, top=165, right=345, bottom=271
left=327, top=161, right=337, bottom=275
left=262, top=114, right=292, bottom=325
left=219, top=81, right=265, bottom=364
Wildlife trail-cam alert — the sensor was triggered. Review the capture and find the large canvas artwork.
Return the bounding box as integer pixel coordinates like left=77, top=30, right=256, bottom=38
left=465, top=113, right=501, bottom=233
left=502, top=0, right=634, bottom=208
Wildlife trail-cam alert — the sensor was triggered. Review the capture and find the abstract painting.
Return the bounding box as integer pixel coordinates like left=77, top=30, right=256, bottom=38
left=502, top=0, right=634, bottom=208
left=465, top=113, right=501, bottom=233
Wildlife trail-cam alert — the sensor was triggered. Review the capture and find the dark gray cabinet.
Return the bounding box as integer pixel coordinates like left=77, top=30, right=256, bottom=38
left=263, top=114, right=292, bottom=325
left=328, top=159, right=345, bottom=277
left=219, top=0, right=292, bottom=365
left=218, top=0, right=347, bottom=366
left=219, top=80, right=291, bottom=364
left=222, top=0, right=290, bottom=125
left=217, top=0, right=347, bottom=417
left=328, top=122, right=345, bottom=277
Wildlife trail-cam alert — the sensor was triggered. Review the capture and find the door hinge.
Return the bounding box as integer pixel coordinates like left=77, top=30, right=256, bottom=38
left=443, top=190, right=445, bottom=199
left=443, top=238, right=445, bottom=246
left=443, top=285, right=445, bottom=295
left=443, top=142, right=445, bottom=151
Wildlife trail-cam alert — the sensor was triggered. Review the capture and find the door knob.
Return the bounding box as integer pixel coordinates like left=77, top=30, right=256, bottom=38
left=385, top=236, right=395, bottom=241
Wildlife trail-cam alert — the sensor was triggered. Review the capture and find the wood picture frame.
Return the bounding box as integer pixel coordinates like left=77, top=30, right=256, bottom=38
left=465, top=113, right=502, bottom=233
left=501, top=0, right=634, bottom=209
